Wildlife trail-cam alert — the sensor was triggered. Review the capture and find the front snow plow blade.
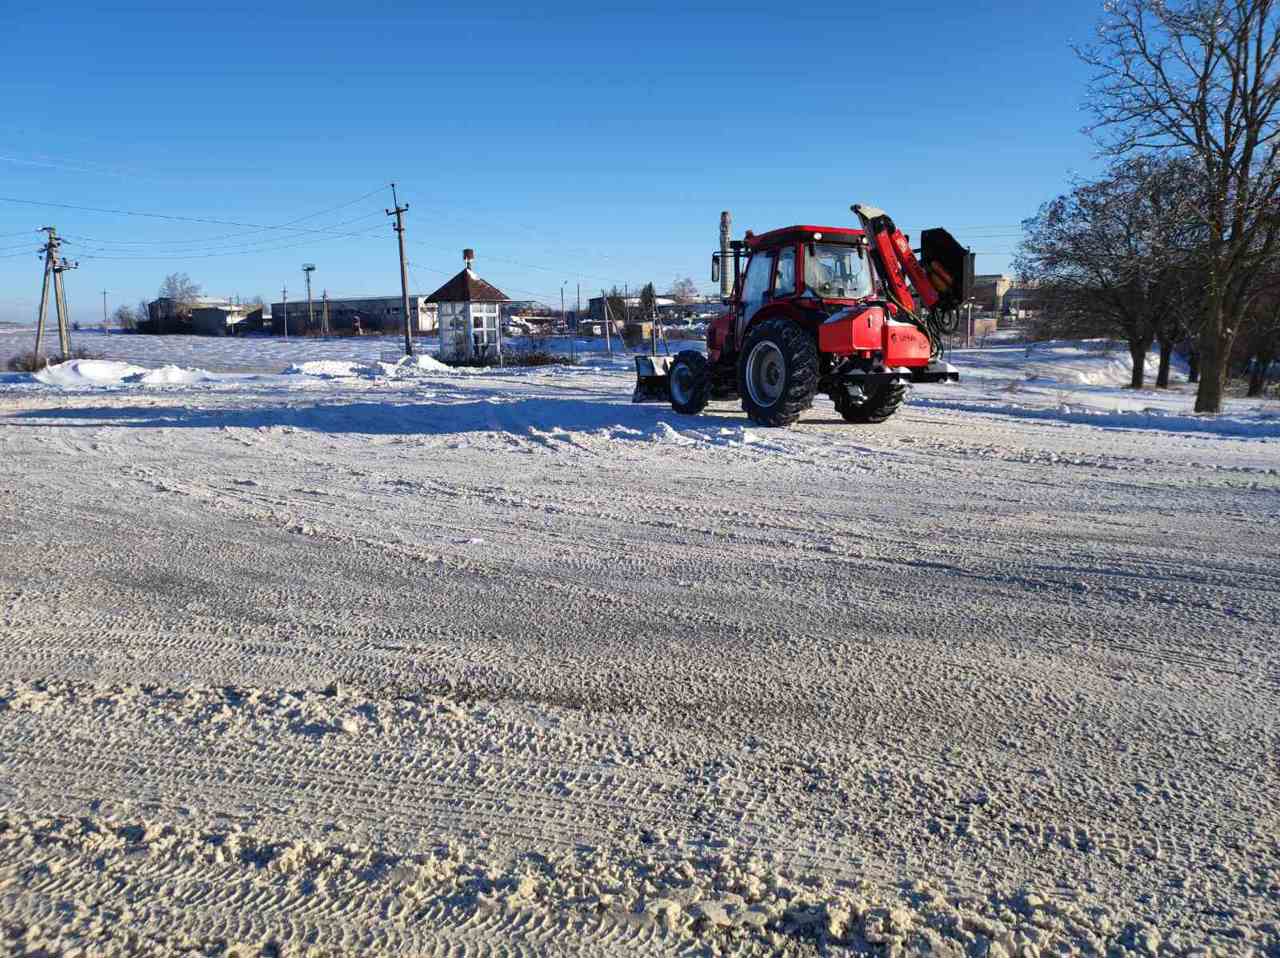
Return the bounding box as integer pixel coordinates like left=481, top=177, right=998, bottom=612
left=632, top=355, right=672, bottom=403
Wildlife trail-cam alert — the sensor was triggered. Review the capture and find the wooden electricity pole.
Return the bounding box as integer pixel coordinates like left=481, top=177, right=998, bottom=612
left=303, top=263, right=316, bottom=334
left=603, top=294, right=613, bottom=356
left=322, top=290, right=330, bottom=337
left=32, top=227, right=77, bottom=364
left=101, top=290, right=109, bottom=328
left=386, top=182, right=413, bottom=357
left=281, top=286, right=289, bottom=341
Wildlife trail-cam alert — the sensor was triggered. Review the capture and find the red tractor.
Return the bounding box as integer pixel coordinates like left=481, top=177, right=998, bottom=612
left=635, top=204, right=971, bottom=426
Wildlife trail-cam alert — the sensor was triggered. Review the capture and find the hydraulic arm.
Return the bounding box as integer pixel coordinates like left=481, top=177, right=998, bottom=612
left=852, top=204, right=972, bottom=353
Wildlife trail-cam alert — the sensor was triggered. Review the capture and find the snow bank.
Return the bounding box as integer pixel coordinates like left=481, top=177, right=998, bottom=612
left=390, top=354, right=489, bottom=376
left=950, top=340, right=1173, bottom=387
left=34, top=359, right=150, bottom=387
left=284, top=355, right=481, bottom=379
left=30, top=359, right=222, bottom=388
left=124, top=364, right=217, bottom=386
left=283, top=360, right=381, bottom=379
left=397, top=353, right=455, bottom=373
left=913, top=395, right=1280, bottom=439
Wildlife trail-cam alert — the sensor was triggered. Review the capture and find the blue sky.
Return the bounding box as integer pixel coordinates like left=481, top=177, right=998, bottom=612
left=0, top=1, right=1106, bottom=325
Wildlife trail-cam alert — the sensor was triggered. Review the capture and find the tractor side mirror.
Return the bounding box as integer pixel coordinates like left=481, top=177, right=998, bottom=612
left=711, top=253, right=721, bottom=284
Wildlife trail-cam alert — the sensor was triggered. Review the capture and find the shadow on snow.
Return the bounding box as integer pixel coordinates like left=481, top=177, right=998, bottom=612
left=8, top=396, right=749, bottom=438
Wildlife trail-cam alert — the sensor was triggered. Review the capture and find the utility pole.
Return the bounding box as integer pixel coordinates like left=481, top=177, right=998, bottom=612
left=603, top=293, right=613, bottom=356
left=281, top=286, right=289, bottom=341
left=386, top=182, right=413, bottom=357
left=322, top=290, right=330, bottom=337
left=33, top=227, right=77, bottom=363
left=302, top=264, right=316, bottom=335
left=101, top=289, right=109, bottom=329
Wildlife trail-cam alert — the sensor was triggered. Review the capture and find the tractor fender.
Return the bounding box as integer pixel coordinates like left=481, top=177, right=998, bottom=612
left=737, top=303, right=815, bottom=350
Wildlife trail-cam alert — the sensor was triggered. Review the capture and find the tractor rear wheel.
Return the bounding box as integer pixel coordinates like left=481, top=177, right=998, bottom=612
left=669, top=350, right=711, bottom=415
left=737, top=319, right=819, bottom=427
left=835, top=383, right=908, bottom=424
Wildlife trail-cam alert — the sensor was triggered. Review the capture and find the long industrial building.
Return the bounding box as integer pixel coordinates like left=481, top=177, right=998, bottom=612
left=270, top=295, right=438, bottom=336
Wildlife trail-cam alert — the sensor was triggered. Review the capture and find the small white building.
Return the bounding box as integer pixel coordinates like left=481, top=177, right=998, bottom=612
left=429, top=249, right=509, bottom=362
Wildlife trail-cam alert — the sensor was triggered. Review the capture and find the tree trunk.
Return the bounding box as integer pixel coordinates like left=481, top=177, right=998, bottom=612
left=1187, top=349, right=1200, bottom=383
left=1247, top=352, right=1274, bottom=397
left=1156, top=339, right=1173, bottom=388
left=1129, top=338, right=1151, bottom=389
left=1247, top=362, right=1265, bottom=397
left=1194, top=330, right=1228, bottom=413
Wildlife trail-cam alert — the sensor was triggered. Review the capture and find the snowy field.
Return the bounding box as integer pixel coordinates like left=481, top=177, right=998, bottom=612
left=0, top=327, right=1277, bottom=956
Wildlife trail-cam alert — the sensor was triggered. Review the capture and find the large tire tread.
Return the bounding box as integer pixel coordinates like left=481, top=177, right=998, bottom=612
left=835, top=383, right=908, bottom=424
left=736, top=319, right=819, bottom=427
left=669, top=350, right=712, bottom=415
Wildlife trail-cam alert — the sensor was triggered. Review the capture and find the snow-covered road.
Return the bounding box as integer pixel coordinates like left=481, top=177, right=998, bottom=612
left=0, top=329, right=1277, bottom=956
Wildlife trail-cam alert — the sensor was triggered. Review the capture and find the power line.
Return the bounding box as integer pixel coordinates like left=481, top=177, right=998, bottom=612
left=55, top=188, right=389, bottom=250
left=59, top=211, right=381, bottom=250
left=68, top=223, right=388, bottom=262
left=61, top=210, right=385, bottom=256
left=0, top=185, right=387, bottom=240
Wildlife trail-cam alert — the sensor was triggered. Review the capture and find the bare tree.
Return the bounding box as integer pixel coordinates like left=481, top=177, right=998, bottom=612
left=111, top=304, right=136, bottom=330
left=1018, top=157, right=1194, bottom=388
left=668, top=277, right=699, bottom=304
left=1236, top=283, right=1280, bottom=394
left=1080, top=0, right=1280, bottom=411
left=159, top=272, right=202, bottom=306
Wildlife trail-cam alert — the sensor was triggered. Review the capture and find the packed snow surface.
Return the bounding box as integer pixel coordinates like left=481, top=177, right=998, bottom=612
left=0, top=327, right=1277, bottom=956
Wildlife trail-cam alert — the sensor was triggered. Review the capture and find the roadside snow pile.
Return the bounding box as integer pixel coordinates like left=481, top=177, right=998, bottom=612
left=283, top=360, right=381, bottom=379
left=609, top=421, right=771, bottom=449
left=34, top=359, right=151, bottom=387
left=912, top=395, right=1280, bottom=438
left=284, top=355, right=482, bottom=379
left=390, top=354, right=487, bottom=377
left=952, top=340, right=1175, bottom=388
left=30, top=359, right=223, bottom=388
left=123, top=364, right=217, bottom=386
left=1025, top=349, right=1159, bottom=386
left=398, top=353, right=455, bottom=373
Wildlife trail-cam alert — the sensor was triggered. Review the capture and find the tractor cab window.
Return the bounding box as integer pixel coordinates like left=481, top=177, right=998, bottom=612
left=774, top=246, right=796, bottom=297
left=805, top=243, right=871, bottom=299
left=742, top=251, right=774, bottom=309
left=739, top=250, right=776, bottom=331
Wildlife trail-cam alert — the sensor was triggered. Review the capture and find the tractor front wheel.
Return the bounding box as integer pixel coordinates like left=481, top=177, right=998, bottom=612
left=834, top=383, right=908, bottom=424
left=669, top=350, right=711, bottom=415
left=737, top=319, right=819, bottom=427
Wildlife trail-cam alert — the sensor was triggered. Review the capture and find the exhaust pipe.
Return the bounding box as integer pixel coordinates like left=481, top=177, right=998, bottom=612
left=719, top=211, right=732, bottom=301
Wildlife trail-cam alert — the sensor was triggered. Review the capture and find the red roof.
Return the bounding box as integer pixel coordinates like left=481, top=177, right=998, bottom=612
left=425, top=268, right=509, bottom=303
left=746, top=225, right=864, bottom=250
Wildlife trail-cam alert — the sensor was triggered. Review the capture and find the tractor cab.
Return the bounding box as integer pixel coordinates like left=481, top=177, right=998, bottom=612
left=710, top=226, right=873, bottom=366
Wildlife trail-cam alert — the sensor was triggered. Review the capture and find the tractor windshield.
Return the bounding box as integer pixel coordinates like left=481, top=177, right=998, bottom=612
left=805, top=243, right=872, bottom=299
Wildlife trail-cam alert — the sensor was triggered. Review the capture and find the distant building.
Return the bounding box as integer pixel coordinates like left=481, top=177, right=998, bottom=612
left=587, top=295, right=676, bottom=323
left=430, top=249, right=510, bottom=362
left=972, top=274, right=1013, bottom=315
left=1003, top=286, right=1041, bottom=319
left=268, top=295, right=437, bottom=337
left=142, top=296, right=235, bottom=334
left=190, top=304, right=264, bottom=336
